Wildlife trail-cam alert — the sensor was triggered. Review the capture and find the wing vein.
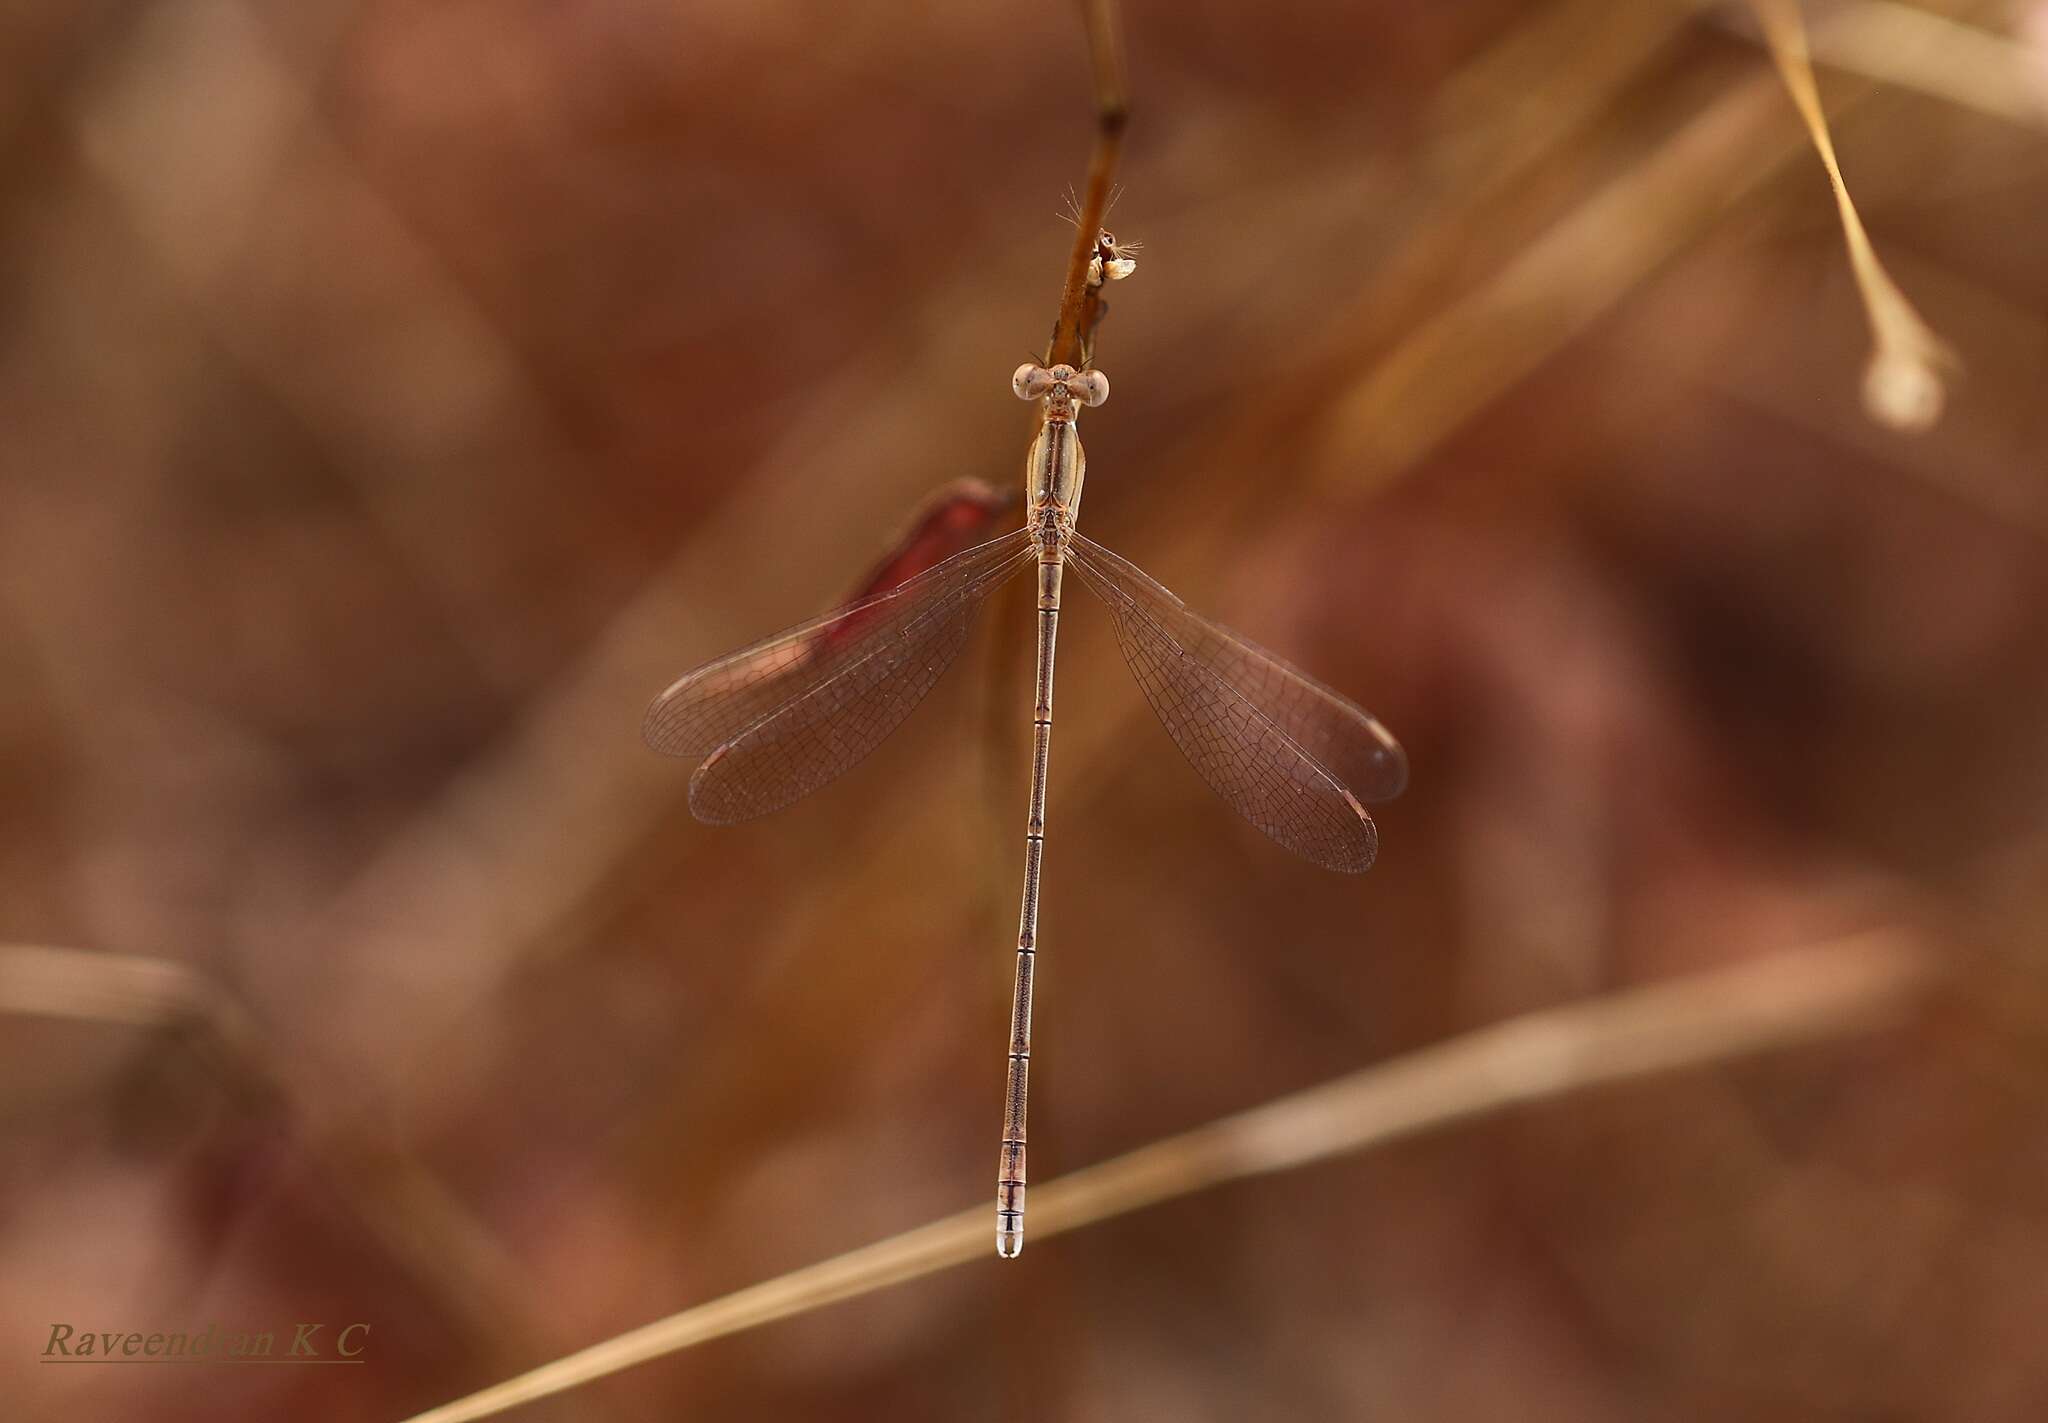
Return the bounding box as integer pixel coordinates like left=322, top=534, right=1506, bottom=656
left=1068, top=537, right=1391, bottom=873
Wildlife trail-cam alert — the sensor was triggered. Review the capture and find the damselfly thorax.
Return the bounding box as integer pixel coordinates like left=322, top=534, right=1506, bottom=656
left=1014, top=360, right=1106, bottom=551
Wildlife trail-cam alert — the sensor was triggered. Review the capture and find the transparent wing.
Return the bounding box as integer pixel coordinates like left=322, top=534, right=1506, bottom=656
left=1068, top=533, right=1406, bottom=873
left=644, top=527, right=1034, bottom=823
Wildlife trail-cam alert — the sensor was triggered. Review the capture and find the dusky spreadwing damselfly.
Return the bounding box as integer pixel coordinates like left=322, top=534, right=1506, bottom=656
left=643, top=230, right=1406, bottom=1260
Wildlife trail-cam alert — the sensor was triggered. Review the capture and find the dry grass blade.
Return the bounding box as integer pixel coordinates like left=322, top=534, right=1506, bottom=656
left=397, top=930, right=1931, bottom=1423
left=1749, top=0, right=1958, bottom=431
left=1789, top=1, right=2048, bottom=130
left=0, top=942, right=275, bottom=1116
left=0, top=942, right=246, bottom=1030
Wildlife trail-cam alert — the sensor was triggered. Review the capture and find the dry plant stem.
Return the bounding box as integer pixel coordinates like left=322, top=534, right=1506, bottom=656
left=397, top=931, right=1930, bottom=1423
left=1748, top=0, right=1956, bottom=431
left=1730, top=1, right=2048, bottom=131
left=1045, top=0, right=1128, bottom=369
left=1312, top=34, right=1871, bottom=494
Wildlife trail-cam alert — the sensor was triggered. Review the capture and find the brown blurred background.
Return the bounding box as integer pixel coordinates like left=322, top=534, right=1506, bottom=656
left=6, top=1, right=2048, bottom=1419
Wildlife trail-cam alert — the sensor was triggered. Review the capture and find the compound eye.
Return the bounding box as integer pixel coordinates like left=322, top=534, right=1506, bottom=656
left=1070, top=369, right=1109, bottom=407
left=1012, top=364, right=1055, bottom=400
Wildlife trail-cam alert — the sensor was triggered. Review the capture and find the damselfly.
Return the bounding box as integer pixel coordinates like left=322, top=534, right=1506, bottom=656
left=644, top=247, right=1406, bottom=1260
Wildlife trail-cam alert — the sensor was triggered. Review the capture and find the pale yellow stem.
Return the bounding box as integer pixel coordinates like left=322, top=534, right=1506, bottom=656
left=398, top=931, right=1931, bottom=1423
left=1750, top=0, right=1958, bottom=430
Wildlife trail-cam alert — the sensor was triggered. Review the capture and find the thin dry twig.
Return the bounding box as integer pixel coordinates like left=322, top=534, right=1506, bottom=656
left=1045, top=0, right=1129, bottom=368
left=396, top=930, right=1932, bottom=1423
left=1749, top=0, right=1958, bottom=431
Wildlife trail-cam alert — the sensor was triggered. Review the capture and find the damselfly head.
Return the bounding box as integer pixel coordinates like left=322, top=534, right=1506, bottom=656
left=1012, top=363, right=1109, bottom=413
